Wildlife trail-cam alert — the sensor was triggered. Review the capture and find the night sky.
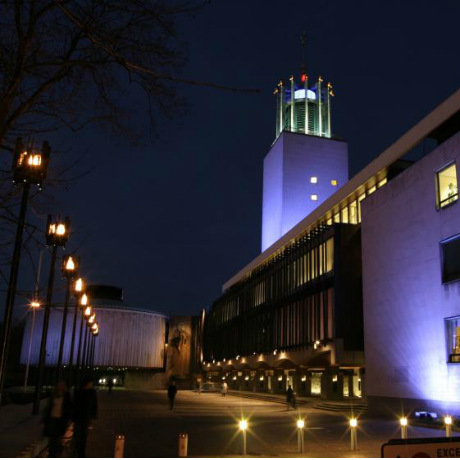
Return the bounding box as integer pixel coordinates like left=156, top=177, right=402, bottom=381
left=7, top=0, right=460, bottom=319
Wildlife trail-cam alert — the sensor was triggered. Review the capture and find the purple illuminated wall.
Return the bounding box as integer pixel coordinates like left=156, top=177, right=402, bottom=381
left=20, top=305, right=167, bottom=369
left=361, top=131, right=460, bottom=414
left=262, top=131, right=348, bottom=251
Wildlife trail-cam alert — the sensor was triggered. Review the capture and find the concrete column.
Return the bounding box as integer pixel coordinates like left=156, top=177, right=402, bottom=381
left=275, top=88, right=280, bottom=138
left=317, top=76, right=323, bottom=136
left=326, top=82, right=332, bottom=138
left=279, top=81, right=284, bottom=134
left=290, top=76, right=295, bottom=132
left=304, top=74, right=309, bottom=134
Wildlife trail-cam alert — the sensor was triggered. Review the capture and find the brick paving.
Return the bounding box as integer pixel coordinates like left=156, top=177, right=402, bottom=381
left=86, top=390, right=456, bottom=458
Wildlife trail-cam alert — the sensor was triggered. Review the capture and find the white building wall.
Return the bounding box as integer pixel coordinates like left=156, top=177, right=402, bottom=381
left=361, top=131, right=460, bottom=413
left=261, top=131, right=348, bottom=251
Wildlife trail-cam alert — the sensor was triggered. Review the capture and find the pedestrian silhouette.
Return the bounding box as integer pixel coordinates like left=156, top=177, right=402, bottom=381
left=43, top=381, right=72, bottom=458
left=73, top=377, right=98, bottom=458
left=286, top=385, right=294, bottom=411
left=168, top=380, right=177, bottom=410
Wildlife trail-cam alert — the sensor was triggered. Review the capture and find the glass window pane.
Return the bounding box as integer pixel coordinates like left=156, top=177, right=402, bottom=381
left=437, top=164, right=458, bottom=208
left=442, top=236, right=460, bottom=283
left=341, top=206, right=349, bottom=223
left=350, top=201, right=358, bottom=224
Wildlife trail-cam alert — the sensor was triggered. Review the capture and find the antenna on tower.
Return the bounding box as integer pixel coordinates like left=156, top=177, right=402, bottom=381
left=301, top=31, right=307, bottom=75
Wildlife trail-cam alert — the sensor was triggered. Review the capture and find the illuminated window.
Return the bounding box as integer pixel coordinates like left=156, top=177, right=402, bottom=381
left=326, top=218, right=332, bottom=225
left=445, top=316, right=460, bottom=363
left=378, top=178, right=387, bottom=188
left=333, top=212, right=340, bottom=223
left=441, top=235, right=460, bottom=283
left=310, top=194, right=318, bottom=201
left=341, top=206, right=349, bottom=224
left=331, top=180, right=338, bottom=186
left=368, top=185, right=377, bottom=195
left=326, top=238, right=334, bottom=272
left=349, top=201, right=358, bottom=224
left=436, top=164, right=458, bottom=209
left=310, top=177, right=318, bottom=184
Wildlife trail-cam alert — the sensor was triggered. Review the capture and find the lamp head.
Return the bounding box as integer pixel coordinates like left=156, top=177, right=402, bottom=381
left=12, top=138, right=50, bottom=188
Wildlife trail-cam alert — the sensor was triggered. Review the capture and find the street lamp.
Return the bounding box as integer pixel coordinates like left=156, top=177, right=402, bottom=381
left=89, top=322, right=99, bottom=369
left=75, top=295, right=90, bottom=387
left=23, top=300, right=41, bottom=391
left=85, top=315, right=96, bottom=368
left=56, top=254, right=79, bottom=382
left=67, top=276, right=85, bottom=385
left=33, top=215, right=70, bottom=415
left=0, top=138, right=50, bottom=403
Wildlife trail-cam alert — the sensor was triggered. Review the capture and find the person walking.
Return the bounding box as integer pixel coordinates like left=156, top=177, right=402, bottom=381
left=73, top=377, right=98, bottom=458
left=43, top=381, right=72, bottom=458
left=107, top=377, right=113, bottom=394
left=222, top=381, right=228, bottom=397
left=286, top=385, right=294, bottom=411
left=168, top=380, right=177, bottom=410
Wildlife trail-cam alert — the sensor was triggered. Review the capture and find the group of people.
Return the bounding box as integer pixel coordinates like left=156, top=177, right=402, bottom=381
left=43, top=378, right=98, bottom=458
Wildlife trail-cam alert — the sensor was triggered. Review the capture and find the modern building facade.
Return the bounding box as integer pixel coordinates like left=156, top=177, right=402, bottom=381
left=362, top=129, right=460, bottom=416
left=203, top=62, right=460, bottom=406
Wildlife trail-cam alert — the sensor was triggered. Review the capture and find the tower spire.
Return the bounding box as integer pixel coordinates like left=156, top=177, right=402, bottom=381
left=301, top=32, right=307, bottom=75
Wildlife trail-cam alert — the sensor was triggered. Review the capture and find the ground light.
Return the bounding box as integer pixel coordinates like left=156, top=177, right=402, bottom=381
left=445, top=416, right=453, bottom=438
left=239, top=419, right=248, bottom=455
left=349, top=418, right=358, bottom=451
left=297, top=419, right=305, bottom=453
left=400, top=417, right=408, bottom=439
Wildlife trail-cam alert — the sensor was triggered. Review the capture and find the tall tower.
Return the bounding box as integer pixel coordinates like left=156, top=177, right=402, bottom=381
left=261, top=58, right=349, bottom=252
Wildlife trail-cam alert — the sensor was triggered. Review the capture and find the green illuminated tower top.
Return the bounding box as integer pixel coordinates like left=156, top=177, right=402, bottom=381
left=274, top=37, right=334, bottom=140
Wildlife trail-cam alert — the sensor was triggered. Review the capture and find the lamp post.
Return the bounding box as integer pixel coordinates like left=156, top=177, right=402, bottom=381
left=85, top=314, right=96, bottom=369
left=75, top=297, right=90, bottom=386
left=67, top=277, right=84, bottom=386
left=23, top=301, right=41, bottom=392
left=56, top=255, right=79, bottom=382
left=89, top=322, right=98, bottom=369
left=80, top=306, right=92, bottom=380
left=0, top=138, right=50, bottom=403
left=33, top=215, right=70, bottom=415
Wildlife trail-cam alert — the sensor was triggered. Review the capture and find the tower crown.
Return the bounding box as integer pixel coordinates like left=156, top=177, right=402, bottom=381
left=275, top=73, right=333, bottom=140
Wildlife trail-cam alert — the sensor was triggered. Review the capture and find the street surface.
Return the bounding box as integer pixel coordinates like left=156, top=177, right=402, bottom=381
left=86, top=390, right=452, bottom=457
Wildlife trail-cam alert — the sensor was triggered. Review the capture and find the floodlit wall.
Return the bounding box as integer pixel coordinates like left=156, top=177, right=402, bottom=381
left=361, top=131, right=460, bottom=414
left=20, top=305, right=167, bottom=369
left=261, top=131, right=348, bottom=251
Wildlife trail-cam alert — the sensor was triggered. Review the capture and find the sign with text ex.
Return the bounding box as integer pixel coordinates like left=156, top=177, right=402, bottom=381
left=382, top=437, right=460, bottom=458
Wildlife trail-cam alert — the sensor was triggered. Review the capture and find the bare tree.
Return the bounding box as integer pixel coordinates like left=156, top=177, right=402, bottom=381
left=0, top=0, right=259, bottom=287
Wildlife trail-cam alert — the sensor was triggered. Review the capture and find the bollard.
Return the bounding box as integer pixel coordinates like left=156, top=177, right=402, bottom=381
left=239, top=419, right=248, bottom=456
left=400, top=417, right=408, bottom=439
left=297, top=419, right=305, bottom=453
left=350, top=418, right=358, bottom=451
left=178, top=433, right=188, bottom=458
left=114, top=434, right=125, bottom=458
left=445, top=416, right=453, bottom=438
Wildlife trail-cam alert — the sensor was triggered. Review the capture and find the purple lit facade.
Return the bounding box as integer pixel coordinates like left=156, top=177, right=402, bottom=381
left=362, top=130, right=460, bottom=415
left=262, top=132, right=348, bottom=251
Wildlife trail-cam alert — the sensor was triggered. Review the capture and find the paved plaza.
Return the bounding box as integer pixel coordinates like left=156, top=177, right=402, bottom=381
left=85, top=390, right=453, bottom=458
